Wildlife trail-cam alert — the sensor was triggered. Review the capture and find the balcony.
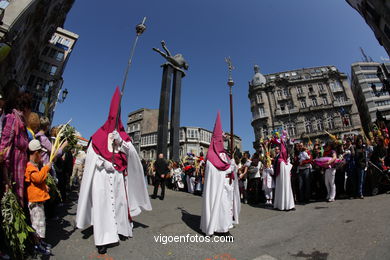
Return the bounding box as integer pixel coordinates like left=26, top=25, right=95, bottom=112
left=252, top=113, right=269, bottom=121
left=275, top=108, right=299, bottom=116
left=333, top=100, right=353, bottom=107
left=297, top=93, right=306, bottom=98
left=331, top=87, right=343, bottom=93
left=308, top=91, right=317, bottom=97
left=276, top=95, right=291, bottom=101
left=319, top=88, right=327, bottom=95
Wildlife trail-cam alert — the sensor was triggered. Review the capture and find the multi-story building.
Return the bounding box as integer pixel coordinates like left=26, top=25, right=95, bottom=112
left=0, top=0, right=74, bottom=96
left=127, top=108, right=242, bottom=160
left=351, top=62, right=390, bottom=134
left=248, top=65, right=362, bottom=149
left=26, top=27, right=78, bottom=121
left=127, top=108, right=160, bottom=153
left=346, top=0, right=390, bottom=56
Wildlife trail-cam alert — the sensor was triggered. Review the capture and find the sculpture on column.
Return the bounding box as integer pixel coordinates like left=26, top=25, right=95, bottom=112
left=153, top=41, right=188, bottom=161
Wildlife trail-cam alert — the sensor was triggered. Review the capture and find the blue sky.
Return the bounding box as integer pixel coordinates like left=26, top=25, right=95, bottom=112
left=53, top=0, right=388, bottom=153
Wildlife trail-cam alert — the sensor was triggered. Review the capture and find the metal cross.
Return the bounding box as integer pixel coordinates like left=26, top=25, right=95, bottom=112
left=225, top=56, right=235, bottom=79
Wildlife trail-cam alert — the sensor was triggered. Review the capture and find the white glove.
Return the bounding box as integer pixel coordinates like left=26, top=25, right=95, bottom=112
left=112, top=130, right=123, bottom=144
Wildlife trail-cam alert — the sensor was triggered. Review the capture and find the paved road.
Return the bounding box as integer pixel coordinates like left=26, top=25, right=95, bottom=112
left=46, top=186, right=390, bottom=260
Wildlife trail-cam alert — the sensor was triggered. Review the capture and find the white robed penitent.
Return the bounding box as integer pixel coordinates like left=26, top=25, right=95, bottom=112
left=200, top=160, right=240, bottom=236
left=273, top=141, right=295, bottom=211
left=200, top=112, right=241, bottom=236
left=76, top=87, right=151, bottom=246
left=76, top=143, right=152, bottom=246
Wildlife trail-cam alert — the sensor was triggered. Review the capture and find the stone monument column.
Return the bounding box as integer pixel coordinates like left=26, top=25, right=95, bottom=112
left=157, top=64, right=173, bottom=157
left=153, top=41, right=188, bottom=160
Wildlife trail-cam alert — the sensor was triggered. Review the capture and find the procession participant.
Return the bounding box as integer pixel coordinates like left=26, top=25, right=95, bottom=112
left=262, top=155, right=274, bottom=206
left=76, top=87, right=152, bottom=254
left=297, top=143, right=312, bottom=204
left=323, top=142, right=338, bottom=202
left=0, top=92, right=32, bottom=207
left=273, top=136, right=295, bottom=211
left=152, top=153, right=169, bottom=200
left=70, top=147, right=86, bottom=188
left=25, top=139, right=53, bottom=256
left=200, top=112, right=240, bottom=236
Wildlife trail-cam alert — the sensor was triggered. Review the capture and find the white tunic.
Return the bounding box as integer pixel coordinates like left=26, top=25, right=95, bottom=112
left=200, top=160, right=241, bottom=236
left=76, top=142, right=152, bottom=246
left=262, top=167, right=275, bottom=189
left=273, top=160, right=295, bottom=211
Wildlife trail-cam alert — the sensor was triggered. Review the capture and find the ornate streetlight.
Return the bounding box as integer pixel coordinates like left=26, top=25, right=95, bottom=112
left=225, top=57, right=235, bottom=156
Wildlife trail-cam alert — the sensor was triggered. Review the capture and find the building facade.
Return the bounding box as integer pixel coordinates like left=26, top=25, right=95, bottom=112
left=127, top=108, right=242, bottom=160
left=0, top=0, right=74, bottom=99
left=351, top=62, right=390, bottom=134
left=248, top=65, right=362, bottom=149
left=346, top=0, right=390, bottom=56
left=26, top=27, right=78, bottom=121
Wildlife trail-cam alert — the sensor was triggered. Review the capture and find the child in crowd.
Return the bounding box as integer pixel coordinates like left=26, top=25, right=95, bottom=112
left=25, top=139, right=53, bottom=256
left=262, top=156, right=274, bottom=205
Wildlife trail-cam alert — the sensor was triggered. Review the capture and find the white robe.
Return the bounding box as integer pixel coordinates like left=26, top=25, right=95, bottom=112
left=76, top=142, right=152, bottom=246
left=200, top=160, right=241, bottom=236
left=273, top=160, right=295, bottom=211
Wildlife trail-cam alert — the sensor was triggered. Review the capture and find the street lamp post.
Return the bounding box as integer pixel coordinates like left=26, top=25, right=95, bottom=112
left=225, top=57, right=235, bottom=157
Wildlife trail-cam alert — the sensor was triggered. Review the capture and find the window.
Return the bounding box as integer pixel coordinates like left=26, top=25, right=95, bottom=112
left=342, top=114, right=351, bottom=126
left=327, top=117, right=335, bottom=129
left=285, top=123, right=296, bottom=136
left=41, top=62, right=50, bottom=73
left=48, top=48, right=56, bottom=58
left=318, top=83, right=324, bottom=91
left=188, top=129, right=198, bottom=139
left=50, top=65, right=57, bottom=75
left=262, top=126, right=268, bottom=137
left=283, top=89, right=289, bottom=96
left=311, top=98, right=317, bottom=106
left=56, top=51, right=64, bottom=61
left=256, top=94, right=262, bottom=103
left=297, top=86, right=303, bottom=94
left=329, top=82, right=335, bottom=90
left=322, top=97, right=328, bottom=105
left=300, top=99, right=306, bottom=108
left=360, top=66, right=378, bottom=71
left=305, top=119, right=312, bottom=133
left=63, top=39, right=71, bottom=47
left=308, top=84, right=314, bottom=92
left=316, top=119, right=323, bottom=131
left=376, top=100, right=390, bottom=106
left=277, top=90, right=282, bottom=97
left=259, top=106, right=265, bottom=116
left=180, top=129, right=185, bottom=141
left=41, top=46, right=50, bottom=56
left=287, top=101, right=293, bottom=110
left=365, top=74, right=378, bottom=79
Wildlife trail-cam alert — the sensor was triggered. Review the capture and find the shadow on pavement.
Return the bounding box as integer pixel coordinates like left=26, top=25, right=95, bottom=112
left=133, top=221, right=149, bottom=229
left=177, top=207, right=203, bottom=235
left=290, top=250, right=329, bottom=260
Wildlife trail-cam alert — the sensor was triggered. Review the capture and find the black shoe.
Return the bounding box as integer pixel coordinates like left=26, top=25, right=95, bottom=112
left=97, top=245, right=107, bottom=254
left=119, top=234, right=128, bottom=241
left=151, top=195, right=157, bottom=199
left=159, top=197, right=164, bottom=200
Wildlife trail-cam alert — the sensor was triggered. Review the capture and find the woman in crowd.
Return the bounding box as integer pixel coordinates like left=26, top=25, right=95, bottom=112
left=354, top=136, right=367, bottom=199
left=323, top=142, right=337, bottom=202
left=247, top=152, right=262, bottom=204
left=0, top=92, right=32, bottom=207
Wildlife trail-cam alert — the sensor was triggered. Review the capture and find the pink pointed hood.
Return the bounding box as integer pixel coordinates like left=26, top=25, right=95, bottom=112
left=91, top=87, right=131, bottom=172
left=206, top=112, right=230, bottom=171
